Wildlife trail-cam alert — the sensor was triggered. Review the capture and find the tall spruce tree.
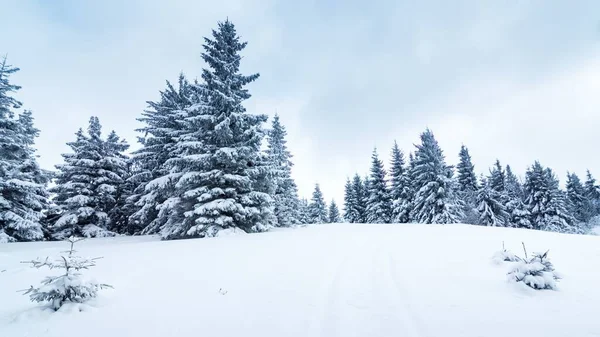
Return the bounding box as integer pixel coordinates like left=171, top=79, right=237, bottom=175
left=365, top=149, right=392, bottom=223
left=456, top=145, right=478, bottom=224
left=343, top=177, right=360, bottom=223
left=352, top=174, right=367, bottom=223
left=456, top=145, right=478, bottom=192
left=266, top=114, right=300, bottom=227
left=566, top=172, right=592, bottom=225
left=523, top=162, right=574, bottom=233
left=389, top=142, right=409, bottom=223
left=103, top=131, right=132, bottom=233
left=505, top=165, right=531, bottom=228
left=389, top=141, right=405, bottom=201
left=394, top=153, right=415, bottom=223
left=159, top=20, right=275, bottom=239
left=298, top=198, right=310, bottom=225
left=130, top=74, right=193, bottom=235
left=308, top=184, right=327, bottom=224
left=50, top=117, right=129, bottom=239
left=488, top=160, right=506, bottom=194
left=409, top=129, right=463, bottom=223
left=476, top=177, right=509, bottom=226
left=584, top=170, right=600, bottom=217
left=328, top=199, right=341, bottom=223
left=0, top=58, right=51, bottom=242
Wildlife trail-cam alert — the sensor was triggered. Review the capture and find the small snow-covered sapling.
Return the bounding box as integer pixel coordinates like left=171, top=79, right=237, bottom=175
left=492, top=241, right=521, bottom=264
left=507, top=244, right=560, bottom=290
left=21, top=236, right=112, bottom=310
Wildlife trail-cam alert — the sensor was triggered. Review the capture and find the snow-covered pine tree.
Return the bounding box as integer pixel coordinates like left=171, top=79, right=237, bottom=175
left=488, top=160, right=506, bottom=194
left=456, top=145, right=478, bottom=224
left=102, top=131, right=131, bottom=234
left=544, top=168, right=576, bottom=233
left=131, top=74, right=193, bottom=235
left=507, top=250, right=560, bottom=290
left=505, top=165, right=523, bottom=200
left=308, top=184, right=328, bottom=224
left=266, top=114, right=300, bottom=227
left=476, top=177, right=509, bottom=226
left=328, top=199, right=341, bottom=223
left=505, top=165, right=532, bottom=229
left=584, top=170, right=600, bottom=217
left=0, top=58, right=51, bottom=243
left=389, top=142, right=404, bottom=203
left=50, top=117, right=129, bottom=239
left=298, top=198, right=310, bottom=225
left=523, top=162, right=574, bottom=233
left=566, top=172, right=592, bottom=225
left=343, top=178, right=360, bottom=223
left=22, top=237, right=112, bottom=310
left=352, top=174, right=367, bottom=223
left=409, top=129, right=463, bottom=224
left=394, top=153, right=415, bottom=223
left=456, top=145, right=478, bottom=193
left=158, top=20, right=274, bottom=239
left=389, top=141, right=409, bottom=223
left=365, top=149, right=392, bottom=223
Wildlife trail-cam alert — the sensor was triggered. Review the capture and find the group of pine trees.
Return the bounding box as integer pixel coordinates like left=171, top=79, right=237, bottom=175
left=343, top=129, right=600, bottom=234
left=0, top=20, right=305, bottom=243
left=2, top=20, right=599, bottom=243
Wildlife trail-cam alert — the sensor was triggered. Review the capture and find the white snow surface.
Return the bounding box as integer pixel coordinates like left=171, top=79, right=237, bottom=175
left=1, top=224, right=600, bottom=337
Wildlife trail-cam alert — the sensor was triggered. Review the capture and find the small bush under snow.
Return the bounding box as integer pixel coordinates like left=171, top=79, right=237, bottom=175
left=507, top=251, right=560, bottom=290
left=21, top=237, right=112, bottom=310
left=492, top=249, right=521, bottom=265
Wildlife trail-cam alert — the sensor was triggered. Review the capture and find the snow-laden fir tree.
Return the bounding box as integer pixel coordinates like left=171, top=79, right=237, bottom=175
left=0, top=58, right=51, bottom=242
left=50, top=117, right=129, bottom=239
left=523, top=162, right=574, bottom=233
left=365, top=149, right=392, bottom=223
left=22, top=237, right=111, bottom=310
left=298, top=198, right=310, bottom=225
left=505, top=165, right=532, bottom=228
left=103, top=131, right=131, bottom=233
left=393, top=153, right=415, bottom=223
left=266, top=114, right=300, bottom=227
left=476, top=176, right=509, bottom=226
left=566, top=172, right=592, bottom=225
left=389, top=142, right=405, bottom=203
left=456, top=145, right=478, bottom=224
left=328, top=199, right=341, bottom=223
left=507, top=250, right=560, bottom=290
left=352, top=174, right=368, bottom=223
left=488, top=160, right=506, bottom=194
left=158, top=20, right=275, bottom=239
left=584, top=170, right=600, bottom=217
left=343, top=178, right=361, bottom=223
left=130, top=74, right=193, bottom=235
left=409, top=129, right=463, bottom=224
left=389, top=142, right=411, bottom=223
left=456, top=145, right=478, bottom=193
left=505, top=165, right=523, bottom=200
left=308, top=184, right=328, bottom=224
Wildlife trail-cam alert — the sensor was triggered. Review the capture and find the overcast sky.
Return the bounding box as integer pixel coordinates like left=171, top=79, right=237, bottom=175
left=2, top=0, right=600, bottom=204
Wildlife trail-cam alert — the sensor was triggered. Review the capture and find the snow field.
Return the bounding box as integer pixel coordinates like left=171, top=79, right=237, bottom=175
left=1, top=224, right=600, bottom=337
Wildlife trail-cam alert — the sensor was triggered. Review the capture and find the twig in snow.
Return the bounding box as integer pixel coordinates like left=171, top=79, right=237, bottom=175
left=522, top=242, right=528, bottom=260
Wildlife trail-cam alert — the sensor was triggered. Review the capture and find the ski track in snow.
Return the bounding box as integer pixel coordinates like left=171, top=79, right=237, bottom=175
left=313, top=239, right=426, bottom=337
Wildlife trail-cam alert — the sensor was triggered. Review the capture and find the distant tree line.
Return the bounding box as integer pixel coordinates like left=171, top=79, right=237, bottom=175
left=342, top=130, right=600, bottom=234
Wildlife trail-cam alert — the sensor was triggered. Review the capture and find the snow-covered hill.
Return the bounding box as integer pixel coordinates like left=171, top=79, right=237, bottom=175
left=1, top=224, right=600, bottom=337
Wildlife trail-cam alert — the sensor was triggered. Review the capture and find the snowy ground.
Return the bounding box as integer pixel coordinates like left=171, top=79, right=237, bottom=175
left=2, top=224, right=600, bottom=337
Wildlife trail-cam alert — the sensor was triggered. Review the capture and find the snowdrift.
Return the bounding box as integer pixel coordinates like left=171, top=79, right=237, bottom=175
left=1, top=224, right=599, bottom=337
